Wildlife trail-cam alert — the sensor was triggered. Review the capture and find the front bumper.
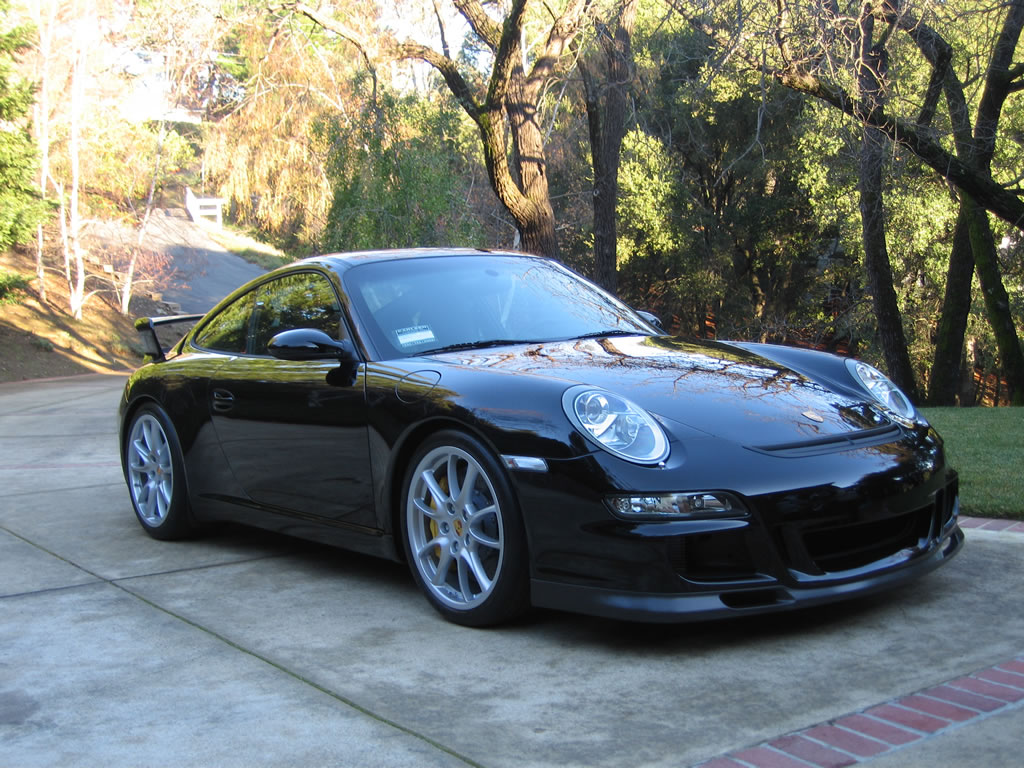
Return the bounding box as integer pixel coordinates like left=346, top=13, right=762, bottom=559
left=511, top=426, right=964, bottom=622
left=531, top=521, right=963, bottom=622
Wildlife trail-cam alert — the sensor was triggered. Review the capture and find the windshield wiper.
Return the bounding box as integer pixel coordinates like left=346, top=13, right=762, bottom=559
left=413, top=339, right=540, bottom=356
left=413, top=331, right=643, bottom=356
left=570, top=329, right=645, bottom=341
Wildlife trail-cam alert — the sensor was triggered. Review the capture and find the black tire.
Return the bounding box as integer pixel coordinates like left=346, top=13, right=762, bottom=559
left=401, top=430, right=530, bottom=626
left=123, top=404, right=195, bottom=540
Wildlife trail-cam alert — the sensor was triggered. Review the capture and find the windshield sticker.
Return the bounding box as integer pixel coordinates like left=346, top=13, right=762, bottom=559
left=396, top=325, right=436, bottom=347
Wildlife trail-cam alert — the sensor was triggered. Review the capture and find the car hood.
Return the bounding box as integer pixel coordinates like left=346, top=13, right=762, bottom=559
left=427, top=336, right=891, bottom=448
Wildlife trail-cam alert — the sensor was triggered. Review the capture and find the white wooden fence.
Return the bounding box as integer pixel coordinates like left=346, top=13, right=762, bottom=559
left=184, top=187, right=226, bottom=228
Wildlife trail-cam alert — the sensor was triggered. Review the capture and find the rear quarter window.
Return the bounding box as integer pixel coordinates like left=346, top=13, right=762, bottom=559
left=193, top=291, right=254, bottom=353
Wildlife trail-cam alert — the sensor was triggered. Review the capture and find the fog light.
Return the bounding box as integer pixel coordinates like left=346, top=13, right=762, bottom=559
left=608, top=492, right=743, bottom=519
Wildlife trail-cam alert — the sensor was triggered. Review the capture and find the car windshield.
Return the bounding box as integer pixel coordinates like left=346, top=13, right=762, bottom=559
left=343, top=254, right=654, bottom=359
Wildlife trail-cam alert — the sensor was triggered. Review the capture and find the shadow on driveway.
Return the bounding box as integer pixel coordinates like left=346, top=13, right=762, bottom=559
left=1, top=374, right=1022, bottom=768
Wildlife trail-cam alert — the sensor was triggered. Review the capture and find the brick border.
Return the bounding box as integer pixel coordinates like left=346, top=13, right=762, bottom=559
left=958, top=516, right=1024, bottom=534
left=694, top=654, right=1024, bottom=767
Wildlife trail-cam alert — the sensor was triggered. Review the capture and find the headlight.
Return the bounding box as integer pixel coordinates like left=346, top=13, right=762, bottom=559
left=845, top=359, right=917, bottom=423
left=562, top=386, right=669, bottom=464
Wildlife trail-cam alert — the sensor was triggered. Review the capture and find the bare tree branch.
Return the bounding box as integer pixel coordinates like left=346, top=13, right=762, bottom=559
left=432, top=0, right=451, bottom=59
left=524, top=0, right=591, bottom=96
left=395, top=40, right=483, bottom=119
left=454, top=0, right=503, bottom=51
left=775, top=64, right=1024, bottom=228
left=287, top=2, right=379, bottom=102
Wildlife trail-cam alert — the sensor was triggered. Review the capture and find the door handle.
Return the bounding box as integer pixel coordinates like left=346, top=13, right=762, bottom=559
left=211, top=389, right=235, bottom=413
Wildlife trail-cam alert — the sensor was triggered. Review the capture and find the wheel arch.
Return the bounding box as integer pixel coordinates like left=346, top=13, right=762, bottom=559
left=119, top=394, right=163, bottom=478
left=121, top=396, right=199, bottom=538
left=385, top=416, right=510, bottom=564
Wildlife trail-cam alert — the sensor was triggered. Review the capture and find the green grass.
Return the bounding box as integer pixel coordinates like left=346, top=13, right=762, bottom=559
left=203, top=225, right=293, bottom=271
left=920, top=406, right=1024, bottom=521
left=0, top=269, right=31, bottom=305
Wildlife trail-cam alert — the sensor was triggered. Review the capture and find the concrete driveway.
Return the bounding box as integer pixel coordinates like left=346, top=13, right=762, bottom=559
left=2, top=374, right=1022, bottom=768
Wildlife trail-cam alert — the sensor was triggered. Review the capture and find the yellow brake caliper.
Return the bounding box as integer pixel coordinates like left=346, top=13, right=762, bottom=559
left=428, top=473, right=450, bottom=567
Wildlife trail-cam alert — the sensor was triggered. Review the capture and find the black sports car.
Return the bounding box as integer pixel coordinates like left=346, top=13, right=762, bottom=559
left=119, top=248, right=963, bottom=626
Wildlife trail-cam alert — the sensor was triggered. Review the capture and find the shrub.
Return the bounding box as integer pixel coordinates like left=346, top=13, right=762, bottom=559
left=0, top=269, right=30, bottom=304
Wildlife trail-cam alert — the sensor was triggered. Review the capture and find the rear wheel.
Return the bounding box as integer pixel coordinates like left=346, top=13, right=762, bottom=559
left=124, top=404, right=194, bottom=540
left=402, top=431, right=529, bottom=626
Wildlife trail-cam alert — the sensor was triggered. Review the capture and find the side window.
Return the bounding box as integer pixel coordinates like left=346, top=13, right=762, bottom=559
left=250, top=272, right=344, bottom=355
left=193, top=291, right=254, bottom=353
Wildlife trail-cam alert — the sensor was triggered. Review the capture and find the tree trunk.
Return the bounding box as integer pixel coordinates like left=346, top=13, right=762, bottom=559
left=927, top=204, right=974, bottom=405
left=31, top=0, right=55, bottom=304
left=931, top=189, right=1024, bottom=407
left=580, top=0, right=639, bottom=294
left=515, top=199, right=558, bottom=257
left=68, top=48, right=85, bottom=321
left=903, top=16, right=974, bottom=406
left=120, top=121, right=168, bottom=314
left=859, top=128, right=918, bottom=399
left=857, top=21, right=919, bottom=399
left=474, top=105, right=558, bottom=258
left=968, top=206, right=1024, bottom=404
left=35, top=225, right=46, bottom=303
left=297, top=0, right=589, bottom=261
left=964, top=0, right=1024, bottom=404
left=905, top=3, right=1024, bottom=404
left=505, top=72, right=559, bottom=258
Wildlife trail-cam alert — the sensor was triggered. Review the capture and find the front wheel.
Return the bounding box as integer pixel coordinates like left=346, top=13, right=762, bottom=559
left=401, top=431, right=529, bottom=626
left=124, top=404, right=194, bottom=540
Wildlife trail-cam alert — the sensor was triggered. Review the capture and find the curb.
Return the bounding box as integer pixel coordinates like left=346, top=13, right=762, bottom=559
left=958, top=515, right=1024, bottom=534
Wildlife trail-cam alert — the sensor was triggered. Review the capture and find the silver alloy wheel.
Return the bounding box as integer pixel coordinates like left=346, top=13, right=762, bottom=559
left=127, top=413, right=174, bottom=527
left=406, top=445, right=505, bottom=611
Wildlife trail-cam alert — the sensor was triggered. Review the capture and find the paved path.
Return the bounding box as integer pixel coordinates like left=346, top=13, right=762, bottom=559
left=86, top=210, right=269, bottom=314
left=1, top=374, right=1022, bottom=767
left=142, top=210, right=268, bottom=313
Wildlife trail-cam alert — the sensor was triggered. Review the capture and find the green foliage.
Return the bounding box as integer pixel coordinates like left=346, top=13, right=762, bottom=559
left=617, top=129, right=681, bottom=261
left=0, top=268, right=30, bottom=304
left=788, top=97, right=965, bottom=375
left=213, top=28, right=251, bottom=83
left=920, top=407, right=1024, bottom=520
left=0, top=0, right=48, bottom=250
left=792, top=103, right=859, bottom=233
left=617, top=21, right=824, bottom=340
left=616, top=127, right=728, bottom=322
left=320, top=92, right=484, bottom=251
left=203, top=225, right=292, bottom=270
left=43, top=0, right=1008, bottom=399
left=201, top=13, right=367, bottom=248
left=84, top=119, right=196, bottom=216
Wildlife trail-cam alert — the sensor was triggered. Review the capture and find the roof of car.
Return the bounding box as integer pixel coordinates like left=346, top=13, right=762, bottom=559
left=297, top=247, right=538, bottom=272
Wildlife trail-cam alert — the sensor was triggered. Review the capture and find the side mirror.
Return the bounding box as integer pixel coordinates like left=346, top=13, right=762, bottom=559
left=635, top=310, right=666, bottom=334
left=268, top=328, right=356, bottom=361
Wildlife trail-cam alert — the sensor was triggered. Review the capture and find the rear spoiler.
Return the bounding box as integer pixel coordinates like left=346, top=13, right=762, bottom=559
left=134, top=314, right=205, bottom=362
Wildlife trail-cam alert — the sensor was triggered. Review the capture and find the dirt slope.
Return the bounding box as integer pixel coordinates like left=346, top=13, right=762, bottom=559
left=0, top=245, right=164, bottom=383
left=0, top=209, right=277, bottom=384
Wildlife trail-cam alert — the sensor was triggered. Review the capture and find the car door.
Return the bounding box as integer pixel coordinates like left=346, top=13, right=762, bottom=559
left=207, top=269, right=376, bottom=533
